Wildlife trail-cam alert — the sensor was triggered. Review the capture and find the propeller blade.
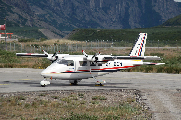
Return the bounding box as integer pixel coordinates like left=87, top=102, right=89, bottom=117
left=82, top=50, right=101, bottom=62
left=92, top=52, right=101, bottom=59
left=52, top=51, right=60, bottom=57
left=42, top=50, right=48, bottom=55
left=82, top=50, right=88, bottom=57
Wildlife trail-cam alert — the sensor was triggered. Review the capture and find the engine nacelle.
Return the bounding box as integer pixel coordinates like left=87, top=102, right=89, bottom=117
left=87, top=56, right=96, bottom=62
left=47, top=55, right=57, bottom=61
left=96, top=56, right=104, bottom=61
left=43, top=50, right=59, bottom=62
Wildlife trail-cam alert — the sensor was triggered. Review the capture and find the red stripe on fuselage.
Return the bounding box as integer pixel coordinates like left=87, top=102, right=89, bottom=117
left=78, top=66, right=136, bottom=72
left=65, top=71, right=74, bottom=72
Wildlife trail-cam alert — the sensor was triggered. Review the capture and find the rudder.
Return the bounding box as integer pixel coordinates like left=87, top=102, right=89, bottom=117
left=129, top=33, right=147, bottom=56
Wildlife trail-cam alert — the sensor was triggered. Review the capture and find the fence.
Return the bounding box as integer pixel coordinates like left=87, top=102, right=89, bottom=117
left=0, top=41, right=114, bottom=53
left=0, top=39, right=180, bottom=53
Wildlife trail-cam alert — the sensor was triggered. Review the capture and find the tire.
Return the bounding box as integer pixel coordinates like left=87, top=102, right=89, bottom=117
left=41, top=84, right=46, bottom=87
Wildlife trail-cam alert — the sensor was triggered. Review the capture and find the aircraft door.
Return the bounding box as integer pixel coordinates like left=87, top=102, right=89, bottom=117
left=74, top=60, right=78, bottom=72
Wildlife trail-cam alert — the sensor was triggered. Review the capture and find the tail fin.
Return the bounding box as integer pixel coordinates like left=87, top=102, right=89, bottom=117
left=129, top=33, right=147, bottom=56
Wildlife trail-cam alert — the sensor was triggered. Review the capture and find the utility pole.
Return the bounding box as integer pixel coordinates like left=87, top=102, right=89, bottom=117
left=5, top=18, right=7, bottom=51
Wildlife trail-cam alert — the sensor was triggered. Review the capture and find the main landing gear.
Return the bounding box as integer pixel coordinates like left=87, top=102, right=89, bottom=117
left=69, top=80, right=81, bottom=85
left=40, top=78, right=50, bottom=87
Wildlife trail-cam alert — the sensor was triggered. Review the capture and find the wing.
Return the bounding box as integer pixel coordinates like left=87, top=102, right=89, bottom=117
left=16, top=51, right=70, bottom=62
left=16, top=53, right=48, bottom=57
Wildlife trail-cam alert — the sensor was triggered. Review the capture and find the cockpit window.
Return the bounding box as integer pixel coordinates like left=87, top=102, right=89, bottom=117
left=57, top=59, right=74, bottom=66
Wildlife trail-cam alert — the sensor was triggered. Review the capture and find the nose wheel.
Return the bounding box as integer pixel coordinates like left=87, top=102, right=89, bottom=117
left=40, top=78, right=50, bottom=87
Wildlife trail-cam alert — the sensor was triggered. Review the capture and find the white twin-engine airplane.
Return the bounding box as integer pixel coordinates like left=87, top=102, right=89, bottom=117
left=16, top=33, right=165, bottom=87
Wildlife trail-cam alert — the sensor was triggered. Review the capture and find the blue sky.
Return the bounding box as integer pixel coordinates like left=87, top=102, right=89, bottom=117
left=174, top=0, right=181, bottom=2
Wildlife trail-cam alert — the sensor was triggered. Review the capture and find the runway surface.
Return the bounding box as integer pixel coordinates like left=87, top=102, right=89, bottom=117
left=0, top=68, right=181, bottom=120
left=0, top=68, right=180, bottom=92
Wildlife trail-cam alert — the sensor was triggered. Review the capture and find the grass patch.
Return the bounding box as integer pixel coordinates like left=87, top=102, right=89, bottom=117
left=0, top=49, right=51, bottom=68
left=92, top=95, right=107, bottom=100
left=127, top=54, right=181, bottom=74
left=78, top=93, right=84, bottom=98
left=38, top=93, right=47, bottom=97
left=0, top=90, right=151, bottom=120
left=1, top=47, right=181, bottom=74
left=51, top=96, right=59, bottom=99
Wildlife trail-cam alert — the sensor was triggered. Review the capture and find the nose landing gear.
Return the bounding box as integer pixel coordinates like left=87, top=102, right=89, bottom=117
left=92, top=76, right=106, bottom=86
left=40, top=78, right=50, bottom=87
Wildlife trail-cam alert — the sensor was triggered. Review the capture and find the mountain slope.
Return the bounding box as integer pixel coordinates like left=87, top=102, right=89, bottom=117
left=0, top=0, right=181, bottom=38
left=68, top=27, right=181, bottom=42
left=161, top=14, right=181, bottom=26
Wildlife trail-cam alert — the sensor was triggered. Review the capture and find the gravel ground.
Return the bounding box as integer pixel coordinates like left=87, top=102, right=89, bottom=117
left=141, top=89, right=181, bottom=120
left=0, top=89, right=151, bottom=119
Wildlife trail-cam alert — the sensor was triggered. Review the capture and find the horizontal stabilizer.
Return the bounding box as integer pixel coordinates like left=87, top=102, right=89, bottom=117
left=104, top=56, right=162, bottom=60
left=143, top=62, right=165, bottom=65
left=104, top=56, right=144, bottom=60
left=142, top=56, right=162, bottom=60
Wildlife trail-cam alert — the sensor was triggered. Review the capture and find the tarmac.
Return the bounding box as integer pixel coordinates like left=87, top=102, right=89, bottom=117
left=0, top=68, right=181, bottom=119
left=0, top=68, right=180, bottom=92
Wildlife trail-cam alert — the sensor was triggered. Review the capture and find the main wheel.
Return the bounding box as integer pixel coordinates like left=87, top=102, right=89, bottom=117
left=41, top=84, right=46, bottom=87
left=71, top=80, right=78, bottom=85
left=69, top=80, right=81, bottom=85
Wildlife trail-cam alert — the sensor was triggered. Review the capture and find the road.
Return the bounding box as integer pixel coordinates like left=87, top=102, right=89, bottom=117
left=0, top=68, right=181, bottom=119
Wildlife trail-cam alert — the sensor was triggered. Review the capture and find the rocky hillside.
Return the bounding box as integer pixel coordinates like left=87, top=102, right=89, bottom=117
left=0, top=0, right=181, bottom=38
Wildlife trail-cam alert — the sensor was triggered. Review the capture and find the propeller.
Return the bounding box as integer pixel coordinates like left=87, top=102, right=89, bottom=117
left=82, top=50, right=100, bottom=62
left=43, top=50, right=60, bottom=62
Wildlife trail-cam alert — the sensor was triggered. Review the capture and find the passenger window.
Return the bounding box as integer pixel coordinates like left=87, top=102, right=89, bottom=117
left=67, top=60, right=74, bottom=66
left=98, top=64, right=102, bottom=66
left=79, top=61, right=87, bottom=66
left=90, top=62, right=96, bottom=66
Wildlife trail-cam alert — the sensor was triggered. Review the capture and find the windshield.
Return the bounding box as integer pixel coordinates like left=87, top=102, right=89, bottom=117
left=56, top=59, right=74, bottom=66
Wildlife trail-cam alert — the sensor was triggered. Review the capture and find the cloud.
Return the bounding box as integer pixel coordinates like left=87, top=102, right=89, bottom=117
left=174, top=0, right=181, bottom=2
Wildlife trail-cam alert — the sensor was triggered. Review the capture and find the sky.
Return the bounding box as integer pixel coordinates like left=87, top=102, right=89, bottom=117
left=174, top=0, right=181, bottom=2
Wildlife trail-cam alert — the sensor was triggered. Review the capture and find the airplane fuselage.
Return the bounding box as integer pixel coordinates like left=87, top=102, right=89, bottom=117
left=41, top=56, right=143, bottom=80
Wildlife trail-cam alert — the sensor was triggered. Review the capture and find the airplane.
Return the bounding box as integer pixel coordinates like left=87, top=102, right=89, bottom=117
left=16, top=33, right=165, bottom=87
